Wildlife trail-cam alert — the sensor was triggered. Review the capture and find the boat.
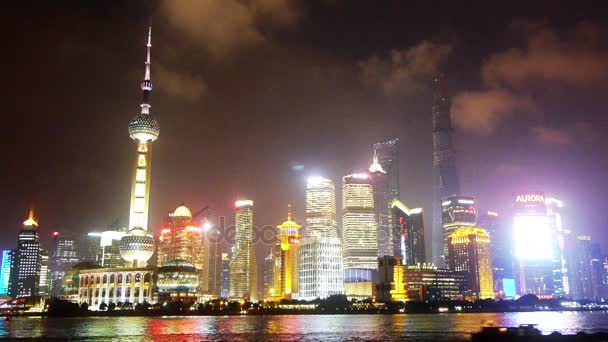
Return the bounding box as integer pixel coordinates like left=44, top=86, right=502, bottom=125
left=472, top=324, right=608, bottom=341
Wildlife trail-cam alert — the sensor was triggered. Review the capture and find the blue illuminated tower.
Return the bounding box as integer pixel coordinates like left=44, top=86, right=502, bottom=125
left=0, top=250, right=12, bottom=295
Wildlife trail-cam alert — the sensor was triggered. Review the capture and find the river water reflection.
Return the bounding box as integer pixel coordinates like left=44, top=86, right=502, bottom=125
left=1, top=311, right=607, bottom=341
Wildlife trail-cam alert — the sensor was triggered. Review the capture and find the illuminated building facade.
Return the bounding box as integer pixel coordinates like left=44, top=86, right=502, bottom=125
left=84, top=230, right=127, bottom=268
left=50, top=232, right=80, bottom=296
left=120, top=25, right=157, bottom=268
left=8, top=210, right=46, bottom=299
left=298, top=236, right=343, bottom=300
left=228, top=200, right=258, bottom=301
left=157, top=205, right=205, bottom=289
left=39, top=251, right=49, bottom=296
left=477, top=211, right=513, bottom=297
left=570, top=236, right=606, bottom=300
left=370, top=138, right=400, bottom=257
left=220, top=252, right=230, bottom=298
left=448, top=227, right=494, bottom=299
left=403, top=264, right=465, bottom=301
left=299, top=176, right=343, bottom=300
left=391, top=199, right=426, bottom=265
left=157, top=260, right=198, bottom=304
left=341, top=173, right=377, bottom=298
left=79, top=232, right=102, bottom=263
left=431, top=75, right=461, bottom=268
left=342, top=173, right=378, bottom=271
left=305, top=176, right=338, bottom=239
left=376, top=256, right=405, bottom=302
left=270, top=206, right=301, bottom=300
left=442, top=195, right=476, bottom=264
left=545, top=197, right=567, bottom=296
left=378, top=259, right=465, bottom=302
left=0, top=250, right=12, bottom=295
left=263, top=252, right=274, bottom=300
left=512, top=192, right=562, bottom=297
left=204, top=222, right=223, bottom=297
left=78, top=267, right=155, bottom=310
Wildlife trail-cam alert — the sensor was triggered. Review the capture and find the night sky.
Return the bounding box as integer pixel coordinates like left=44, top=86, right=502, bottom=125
left=2, top=0, right=608, bottom=262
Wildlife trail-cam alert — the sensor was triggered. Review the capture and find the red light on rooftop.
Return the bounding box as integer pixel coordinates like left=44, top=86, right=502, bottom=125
left=53, top=231, right=59, bottom=236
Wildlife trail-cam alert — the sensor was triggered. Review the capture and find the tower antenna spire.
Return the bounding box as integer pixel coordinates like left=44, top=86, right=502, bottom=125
left=145, top=22, right=151, bottom=81
left=140, top=21, right=153, bottom=115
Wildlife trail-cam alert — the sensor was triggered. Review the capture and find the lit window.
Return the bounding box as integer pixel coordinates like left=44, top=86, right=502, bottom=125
left=136, top=169, right=146, bottom=182
left=135, top=183, right=146, bottom=197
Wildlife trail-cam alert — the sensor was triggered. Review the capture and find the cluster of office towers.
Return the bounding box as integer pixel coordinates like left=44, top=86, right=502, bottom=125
left=2, top=25, right=607, bottom=309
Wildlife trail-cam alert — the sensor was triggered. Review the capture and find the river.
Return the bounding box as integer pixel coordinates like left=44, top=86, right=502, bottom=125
left=2, top=311, right=608, bottom=341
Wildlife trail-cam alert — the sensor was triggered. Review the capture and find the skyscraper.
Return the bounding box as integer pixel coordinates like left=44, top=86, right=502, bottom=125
left=270, top=205, right=301, bottom=300
left=228, top=200, right=258, bottom=301
left=0, top=250, right=12, bottom=295
left=8, top=209, right=45, bottom=299
left=570, top=236, right=606, bottom=300
left=390, top=199, right=426, bottom=265
left=49, top=232, right=79, bottom=296
left=342, top=173, right=378, bottom=270
left=298, top=237, right=343, bottom=300
left=448, top=226, right=494, bottom=300
left=119, top=25, right=157, bottom=268
left=342, top=173, right=377, bottom=298
left=299, top=176, right=343, bottom=300
left=204, top=221, right=223, bottom=297
left=373, top=138, right=400, bottom=202
left=157, top=205, right=205, bottom=290
left=220, top=252, right=230, bottom=298
left=441, top=196, right=476, bottom=263
left=431, top=75, right=460, bottom=267
left=304, top=176, right=338, bottom=239
left=477, top=211, right=513, bottom=297
left=512, top=192, right=560, bottom=297
left=370, top=139, right=399, bottom=257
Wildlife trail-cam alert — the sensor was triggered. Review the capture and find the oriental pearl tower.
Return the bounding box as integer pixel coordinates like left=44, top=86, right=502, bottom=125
left=119, top=25, right=158, bottom=267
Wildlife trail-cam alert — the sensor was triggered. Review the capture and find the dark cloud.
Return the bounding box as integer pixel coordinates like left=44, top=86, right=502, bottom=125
left=483, top=23, right=608, bottom=87
left=452, top=22, right=608, bottom=136
left=156, top=63, right=208, bottom=102
left=161, top=0, right=301, bottom=59
left=531, top=122, right=599, bottom=147
left=359, top=41, right=452, bottom=96
left=452, top=88, right=536, bottom=135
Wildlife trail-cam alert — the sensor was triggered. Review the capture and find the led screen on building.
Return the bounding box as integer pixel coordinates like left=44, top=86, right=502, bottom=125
left=513, top=215, right=553, bottom=260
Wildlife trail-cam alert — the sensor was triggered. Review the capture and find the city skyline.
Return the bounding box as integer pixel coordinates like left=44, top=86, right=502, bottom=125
left=2, top=1, right=608, bottom=267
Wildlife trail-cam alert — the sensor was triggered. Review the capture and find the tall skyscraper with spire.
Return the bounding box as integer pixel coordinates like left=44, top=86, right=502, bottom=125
left=119, top=25, right=157, bottom=268
left=431, top=75, right=460, bottom=267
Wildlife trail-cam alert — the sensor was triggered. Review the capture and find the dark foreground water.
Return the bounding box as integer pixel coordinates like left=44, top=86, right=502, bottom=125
left=1, top=312, right=608, bottom=341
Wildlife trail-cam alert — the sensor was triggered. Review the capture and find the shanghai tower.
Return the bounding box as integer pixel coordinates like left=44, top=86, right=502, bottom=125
left=431, top=75, right=460, bottom=267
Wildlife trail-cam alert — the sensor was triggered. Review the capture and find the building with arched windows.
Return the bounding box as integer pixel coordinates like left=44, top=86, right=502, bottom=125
left=77, top=267, right=155, bottom=310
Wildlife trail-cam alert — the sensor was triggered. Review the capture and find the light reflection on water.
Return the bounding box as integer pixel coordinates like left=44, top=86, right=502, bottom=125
left=1, top=312, right=607, bottom=341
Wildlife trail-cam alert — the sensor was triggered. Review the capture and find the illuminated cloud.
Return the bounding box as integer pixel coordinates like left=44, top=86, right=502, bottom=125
left=162, top=0, right=301, bottom=59
left=452, top=89, right=535, bottom=135
left=156, top=63, right=208, bottom=102
left=359, top=41, right=452, bottom=96
left=453, top=22, right=608, bottom=135
left=483, top=22, right=608, bottom=87
left=531, top=122, right=598, bottom=147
